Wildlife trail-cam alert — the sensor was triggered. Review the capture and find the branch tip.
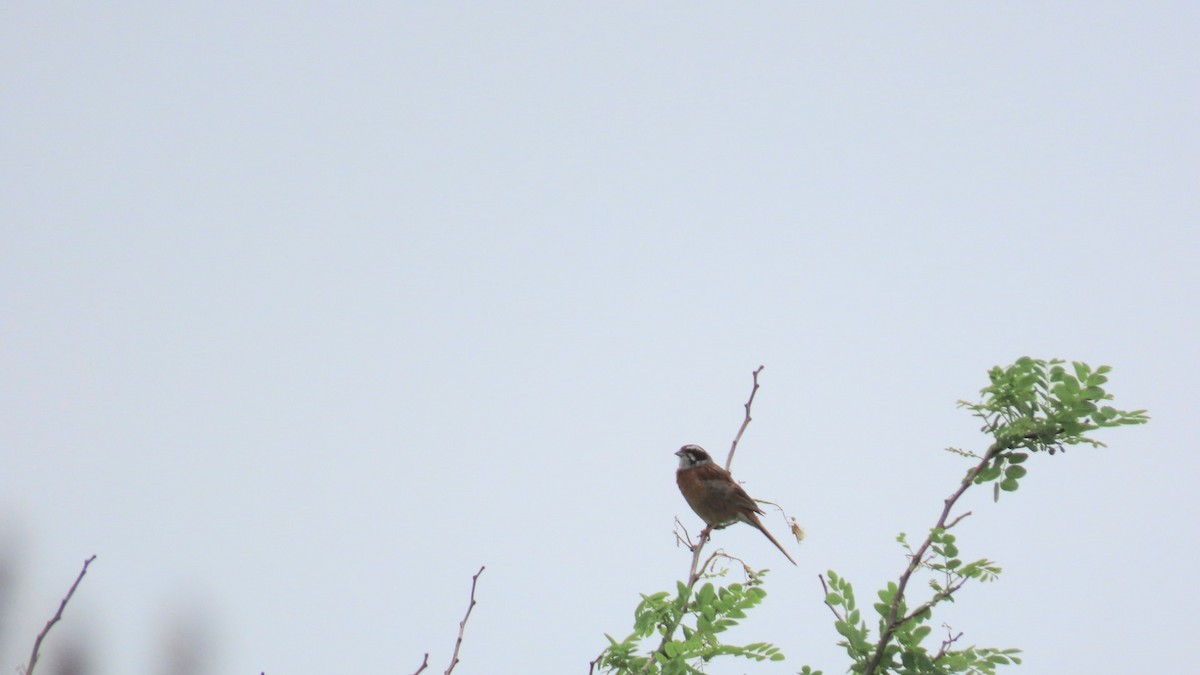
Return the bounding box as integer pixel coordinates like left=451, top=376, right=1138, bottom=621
left=24, top=555, right=97, bottom=675
left=443, top=566, right=485, bottom=675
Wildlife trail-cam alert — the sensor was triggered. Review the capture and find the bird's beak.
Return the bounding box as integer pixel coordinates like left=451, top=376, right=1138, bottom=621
left=673, top=449, right=684, bottom=457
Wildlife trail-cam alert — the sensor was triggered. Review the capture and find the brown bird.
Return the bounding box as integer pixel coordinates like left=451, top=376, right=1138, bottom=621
left=675, top=444, right=797, bottom=566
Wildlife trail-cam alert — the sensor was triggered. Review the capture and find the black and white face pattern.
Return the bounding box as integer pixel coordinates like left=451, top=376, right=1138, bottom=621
left=675, top=444, right=713, bottom=469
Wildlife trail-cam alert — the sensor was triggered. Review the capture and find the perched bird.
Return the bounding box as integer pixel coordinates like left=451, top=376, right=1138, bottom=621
left=675, top=444, right=797, bottom=566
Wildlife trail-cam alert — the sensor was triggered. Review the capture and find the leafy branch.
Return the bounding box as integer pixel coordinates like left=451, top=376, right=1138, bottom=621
left=812, top=357, right=1147, bottom=675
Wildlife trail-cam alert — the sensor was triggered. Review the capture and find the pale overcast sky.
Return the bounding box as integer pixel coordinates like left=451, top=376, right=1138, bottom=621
left=3, top=3, right=1197, bottom=674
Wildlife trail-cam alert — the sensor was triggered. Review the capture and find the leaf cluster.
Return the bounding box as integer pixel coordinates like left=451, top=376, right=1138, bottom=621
left=959, top=357, right=1148, bottom=499
left=595, top=571, right=784, bottom=674
left=816, top=552, right=1019, bottom=674
left=802, top=358, right=1146, bottom=674
left=826, top=530, right=1015, bottom=674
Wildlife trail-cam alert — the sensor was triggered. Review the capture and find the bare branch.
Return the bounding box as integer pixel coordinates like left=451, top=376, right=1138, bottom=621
left=672, top=517, right=694, bottom=549
left=24, top=555, right=97, bottom=675
left=706, top=551, right=753, bottom=579
left=685, top=526, right=713, bottom=588
left=725, top=365, right=764, bottom=470
left=411, top=653, right=430, bottom=675
left=444, top=566, right=485, bottom=675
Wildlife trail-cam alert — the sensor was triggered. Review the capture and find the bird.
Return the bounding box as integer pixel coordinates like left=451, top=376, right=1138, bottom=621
left=675, top=444, right=797, bottom=566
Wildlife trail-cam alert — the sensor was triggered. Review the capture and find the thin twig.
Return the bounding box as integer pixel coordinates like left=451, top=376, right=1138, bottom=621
left=685, top=526, right=713, bottom=587
left=411, top=653, right=430, bottom=675
left=697, top=546, right=728, bottom=581
left=444, top=566, right=485, bottom=675
left=818, top=574, right=846, bottom=623
left=725, top=365, right=764, bottom=470
left=708, top=551, right=753, bottom=579
left=944, top=511, right=973, bottom=530
left=672, top=517, right=694, bottom=549
left=899, top=575, right=971, bottom=626
left=933, top=624, right=964, bottom=661
left=25, top=555, right=97, bottom=675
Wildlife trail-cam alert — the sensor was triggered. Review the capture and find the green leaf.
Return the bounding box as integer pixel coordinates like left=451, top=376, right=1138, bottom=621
left=975, top=464, right=1003, bottom=483
left=1073, top=361, right=1090, bottom=382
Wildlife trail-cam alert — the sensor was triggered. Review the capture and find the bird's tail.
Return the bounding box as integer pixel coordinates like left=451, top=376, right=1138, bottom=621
left=750, top=515, right=797, bottom=566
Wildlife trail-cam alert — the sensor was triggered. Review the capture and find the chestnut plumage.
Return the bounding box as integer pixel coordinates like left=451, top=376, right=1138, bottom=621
left=675, top=444, right=797, bottom=566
